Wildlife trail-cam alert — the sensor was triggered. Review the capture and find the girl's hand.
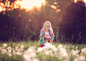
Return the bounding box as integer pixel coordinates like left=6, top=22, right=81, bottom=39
left=44, top=35, right=47, bottom=39
left=44, top=35, right=51, bottom=39
left=47, top=36, right=51, bottom=39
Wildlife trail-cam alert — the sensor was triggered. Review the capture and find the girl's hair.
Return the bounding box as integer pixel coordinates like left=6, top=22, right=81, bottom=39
left=41, top=21, right=54, bottom=34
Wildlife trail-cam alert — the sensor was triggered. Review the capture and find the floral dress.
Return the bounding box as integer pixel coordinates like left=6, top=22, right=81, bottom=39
left=39, top=29, right=54, bottom=47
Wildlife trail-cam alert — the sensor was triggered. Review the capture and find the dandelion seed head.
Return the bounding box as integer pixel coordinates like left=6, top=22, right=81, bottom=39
left=81, top=48, right=86, bottom=54
left=1, top=49, right=7, bottom=54
left=58, top=44, right=63, bottom=49
left=3, top=43, right=7, bottom=48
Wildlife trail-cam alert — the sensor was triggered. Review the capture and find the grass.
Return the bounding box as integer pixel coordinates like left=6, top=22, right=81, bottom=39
left=0, top=40, right=86, bottom=61
left=0, top=54, right=22, bottom=61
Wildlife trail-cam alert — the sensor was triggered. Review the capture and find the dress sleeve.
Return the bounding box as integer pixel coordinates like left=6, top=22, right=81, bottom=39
left=39, top=30, right=45, bottom=38
left=39, top=30, right=45, bottom=47
left=50, top=33, right=54, bottom=42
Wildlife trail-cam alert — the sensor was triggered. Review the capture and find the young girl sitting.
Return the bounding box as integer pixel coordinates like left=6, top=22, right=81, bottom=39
left=39, top=21, right=54, bottom=47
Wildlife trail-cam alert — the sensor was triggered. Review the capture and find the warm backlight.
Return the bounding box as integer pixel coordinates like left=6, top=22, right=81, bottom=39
left=20, top=0, right=45, bottom=10
left=84, top=0, right=86, bottom=3
left=0, top=7, right=2, bottom=12
left=74, top=0, right=86, bottom=3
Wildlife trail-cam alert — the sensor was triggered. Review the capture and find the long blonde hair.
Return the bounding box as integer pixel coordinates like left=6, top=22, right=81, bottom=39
left=41, top=21, right=54, bottom=34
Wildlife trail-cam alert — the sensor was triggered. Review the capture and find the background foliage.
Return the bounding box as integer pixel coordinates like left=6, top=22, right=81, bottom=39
left=0, top=0, right=86, bottom=44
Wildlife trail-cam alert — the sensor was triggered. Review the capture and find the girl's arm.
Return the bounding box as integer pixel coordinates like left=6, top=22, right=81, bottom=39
left=39, top=31, right=45, bottom=38
left=39, top=30, right=47, bottom=39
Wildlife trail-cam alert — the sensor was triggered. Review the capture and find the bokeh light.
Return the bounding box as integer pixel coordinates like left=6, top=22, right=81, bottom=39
left=20, top=0, right=46, bottom=10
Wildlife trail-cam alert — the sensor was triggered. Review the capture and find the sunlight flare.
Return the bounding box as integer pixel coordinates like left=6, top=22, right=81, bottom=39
left=74, top=0, right=86, bottom=3
left=20, top=0, right=46, bottom=10
left=84, top=0, right=86, bottom=3
left=0, top=6, right=2, bottom=12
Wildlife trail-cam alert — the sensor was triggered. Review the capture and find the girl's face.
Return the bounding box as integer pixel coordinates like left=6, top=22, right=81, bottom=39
left=44, top=21, right=51, bottom=31
left=46, top=26, right=50, bottom=31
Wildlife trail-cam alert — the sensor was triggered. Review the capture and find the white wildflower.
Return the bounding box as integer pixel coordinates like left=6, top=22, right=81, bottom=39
left=30, top=52, right=36, bottom=57
left=51, top=45, right=58, bottom=52
left=74, top=56, right=85, bottom=61
left=45, top=51, right=49, bottom=55
left=0, top=47, right=3, bottom=51
left=6, top=52, right=12, bottom=57
left=23, top=54, right=32, bottom=61
left=42, top=46, right=47, bottom=51
left=58, top=47, right=68, bottom=59
left=50, top=54, right=54, bottom=57
left=33, top=58, right=39, bottom=61
left=61, top=52, right=68, bottom=58
left=1, top=49, right=7, bottom=54
left=24, top=50, right=30, bottom=54
left=79, top=56, right=85, bottom=61
left=58, top=44, right=63, bottom=49
left=13, top=50, right=16, bottom=55
left=29, top=46, right=35, bottom=49
left=23, top=51, right=36, bottom=61
left=27, top=48, right=34, bottom=53
left=20, top=45, right=24, bottom=50
left=74, top=58, right=78, bottom=61
left=44, top=50, right=52, bottom=55
left=81, top=48, right=86, bottom=54
left=3, top=43, right=7, bottom=48
left=37, top=47, right=43, bottom=52
left=75, top=47, right=78, bottom=50
left=29, top=46, right=35, bottom=52
left=71, top=50, right=79, bottom=56
left=15, top=47, right=18, bottom=51
left=7, top=47, right=12, bottom=53
left=54, top=52, right=57, bottom=55
left=45, top=43, right=52, bottom=49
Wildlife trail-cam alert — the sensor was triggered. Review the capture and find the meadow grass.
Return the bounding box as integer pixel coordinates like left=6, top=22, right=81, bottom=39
left=0, top=40, right=86, bottom=61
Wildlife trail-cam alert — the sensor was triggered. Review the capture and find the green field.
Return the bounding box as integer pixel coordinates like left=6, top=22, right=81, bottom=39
left=0, top=41, right=86, bottom=61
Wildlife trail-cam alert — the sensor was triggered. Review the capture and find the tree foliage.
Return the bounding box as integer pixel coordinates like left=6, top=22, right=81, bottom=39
left=0, top=0, right=78, bottom=42
left=59, top=1, right=86, bottom=44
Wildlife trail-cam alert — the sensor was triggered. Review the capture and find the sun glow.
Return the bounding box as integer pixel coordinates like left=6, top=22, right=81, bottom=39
left=0, top=7, right=2, bottom=12
left=74, top=0, right=86, bottom=3
left=20, top=0, right=45, bottom=10
left=84, top=0, right=86, bottom=3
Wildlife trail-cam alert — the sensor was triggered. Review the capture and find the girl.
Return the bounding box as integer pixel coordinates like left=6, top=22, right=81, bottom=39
left=39, top=21, right=54, bottom=47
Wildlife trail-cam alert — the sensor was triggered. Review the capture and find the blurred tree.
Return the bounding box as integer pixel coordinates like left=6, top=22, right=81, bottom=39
left=0, top=0, right=75, bottom=42
left=0, top=11, right=13, bottom=41
left=9, top=0, right=15, bottom=4
left=46, top=0, right=73, bottom=14
left=0, top=8, right=34, bottom=41
left=59, top=1, right=86, bottom=44
left=42, top=0, right=74, bottom=42
left=0, top=0, right=15, bottom=4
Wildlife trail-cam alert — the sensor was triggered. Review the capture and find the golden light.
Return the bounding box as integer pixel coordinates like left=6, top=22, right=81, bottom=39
left=0, top=6, right=2, bottom=12
left=74, top=0, right=86, bottom=3
left=1, top=3, right=4, bottom=6
left=54, top=2, right=57, bottom=5
left=29, top=19, right=31, bottom=22
left=20, top=0, right=45, bottom=10
left=56, top=9, right=61, bottom=13
left=74, top=0, right=86, bottom=6
left=83, top=0, right=86, bottom=3
left=51, top=5, right=56, bottom=9
left=16, top=1, right=21, bottom=5
left=74, top=0, right=77, bottom=3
